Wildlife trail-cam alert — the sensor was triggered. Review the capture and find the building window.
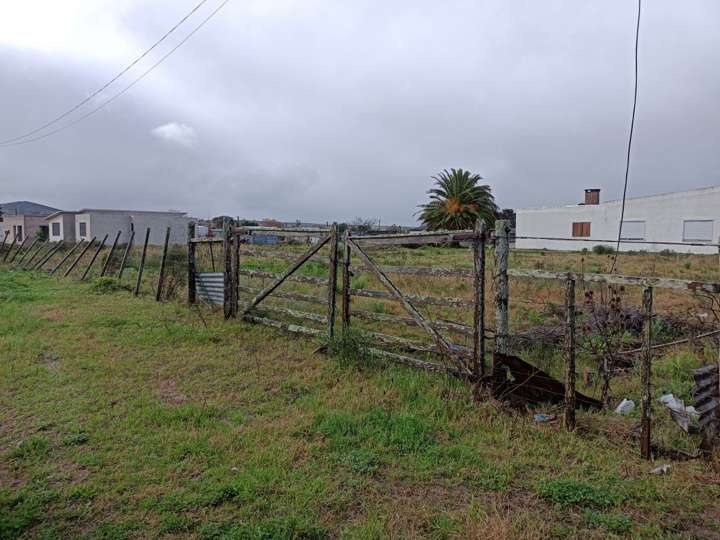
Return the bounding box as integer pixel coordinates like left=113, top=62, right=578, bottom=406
left=683, top=220, right=713, bottom=242
left=12, top=225, right=23, bottom=241
left=51, top=222, right=61, bottom=236
left=620, top=220, right=645, bottom=241
left=572, top=222, right=591, bottom=238
left=79, top=222, right=87, bottom=237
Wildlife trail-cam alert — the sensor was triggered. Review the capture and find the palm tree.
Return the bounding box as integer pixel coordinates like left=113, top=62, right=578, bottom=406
left=417, top=169, right=498, bottom=230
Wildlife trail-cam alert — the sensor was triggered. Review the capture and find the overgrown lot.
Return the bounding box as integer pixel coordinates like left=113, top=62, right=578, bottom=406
left=1, top=269, right=720, bottom=539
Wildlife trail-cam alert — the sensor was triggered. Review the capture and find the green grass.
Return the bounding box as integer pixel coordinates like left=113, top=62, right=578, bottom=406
left=1, top=267, right=720, bottom=538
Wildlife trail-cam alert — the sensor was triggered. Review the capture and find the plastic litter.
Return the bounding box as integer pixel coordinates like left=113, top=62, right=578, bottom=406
left=615, top=399, right=635, bottom=415
left=658, top=394, right=699, bottom=433
left=534, top=413, right=556, bottom=423
left=650, top=464, right=671, bottom=475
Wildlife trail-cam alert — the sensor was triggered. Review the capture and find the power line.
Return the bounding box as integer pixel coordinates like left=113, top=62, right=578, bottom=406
left=0, top=0, right=230, bottom=148
left=0, top=0, right=210, bottom=145
left=610, top=0, right=642, bottom=272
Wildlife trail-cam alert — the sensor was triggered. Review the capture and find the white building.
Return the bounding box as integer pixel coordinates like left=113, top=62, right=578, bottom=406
left=45, top=209, right=189, bottom=246
left=515, top=187, right=720, bottom=254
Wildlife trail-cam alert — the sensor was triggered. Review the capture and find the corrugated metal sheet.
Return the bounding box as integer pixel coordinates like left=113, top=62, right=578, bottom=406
left=197, top=272, right=224, bottom=305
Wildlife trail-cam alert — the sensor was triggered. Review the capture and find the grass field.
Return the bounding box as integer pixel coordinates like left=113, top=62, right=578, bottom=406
left=2, top=262, right=720, bottom=539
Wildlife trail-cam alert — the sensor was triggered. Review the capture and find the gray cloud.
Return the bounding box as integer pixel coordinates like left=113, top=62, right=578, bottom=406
left=1, top=0, right=719, bottom=224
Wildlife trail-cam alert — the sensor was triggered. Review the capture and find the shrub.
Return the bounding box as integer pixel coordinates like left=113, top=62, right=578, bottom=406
left=592, top=245, right=615, bottom=255
left=323, top=330, right=379, bottom=370
left=90, top=277, right=127, bottom=294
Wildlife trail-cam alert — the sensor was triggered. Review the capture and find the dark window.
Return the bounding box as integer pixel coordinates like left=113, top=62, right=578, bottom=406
left=79, top=222, right=87, bottom=237
left=51, top=222, right=61, bottom=236
left=13, top=225, right=23, bottom=241
left=572, top=222, right=591, bottom=237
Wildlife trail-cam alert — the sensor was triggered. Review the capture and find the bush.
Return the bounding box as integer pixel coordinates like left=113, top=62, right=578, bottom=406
left=592, top=245, right=615, bottom=255
left=323, top=330, right=379, bottom=370
left=90, top=277, right=128, bottom=294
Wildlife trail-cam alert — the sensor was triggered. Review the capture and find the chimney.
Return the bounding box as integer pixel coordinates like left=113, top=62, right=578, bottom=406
left=584, top=188, right=600, bottom=205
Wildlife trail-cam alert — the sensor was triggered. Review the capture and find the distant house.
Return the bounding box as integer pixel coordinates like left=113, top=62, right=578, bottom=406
left=516, top=187, right=720, bottom=254
left=45, top=211, right=78, bottom=243
left=0, top=201, right=60, bottom=242
left=71, top=209, right=190, bottom=246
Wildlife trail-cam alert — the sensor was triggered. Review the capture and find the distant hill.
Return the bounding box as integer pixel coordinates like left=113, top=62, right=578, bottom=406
left=0, top=201, right=60, bottom=217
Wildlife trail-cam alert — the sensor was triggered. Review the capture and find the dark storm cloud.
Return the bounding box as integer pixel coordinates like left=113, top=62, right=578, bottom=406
left=1, top=0, right=719, bottom=224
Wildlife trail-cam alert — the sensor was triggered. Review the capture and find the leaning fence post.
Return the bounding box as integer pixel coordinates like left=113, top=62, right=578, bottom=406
left=473, top=219, right=486, bottom=381
left=15, top=238, right=39, bottom=266
left=3, top=233, right=18, bottom=262
left=8, top=237, right=28, bottom=264
left=50, top=241, right=83, bottom=275
left=117, top=230, right=135, bottom=281
left=155, top=226, right=171, bottom=302
left=326, top=223, right=339, bottom=338
left=0, top=230, right=8, bottom=256
left=187, top=222, right=196, bottom=305
left=341, top=229, right=351, bottom=332
left=223, top=219, right=233, bottom=319
left=101, top=230, right=122, bottom=277
left=640, top=286, right=653, bottom=459
left=133, top=228, right=151, bottom=296
left=564, top=276, right=577, bottom=431
left=33, top=241, right=64, bottom=271
left=64, top=237, right=95, bottom=277
left=493, top=219, right=510, bottom=387
left=81, top=235, right=108, bottom=280
left=24, top=242, right=50, bottom=270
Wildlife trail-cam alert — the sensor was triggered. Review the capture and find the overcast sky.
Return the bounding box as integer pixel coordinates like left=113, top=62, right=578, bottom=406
left=1, top=0, right=718, bottom=225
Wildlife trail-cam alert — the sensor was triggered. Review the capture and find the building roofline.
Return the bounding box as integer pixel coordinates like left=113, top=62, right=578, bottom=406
left=517, top=185, right=720, bottom=212
left=44, top=211, right=78, bottom=221
left=75, top=209, right=187, bottom=215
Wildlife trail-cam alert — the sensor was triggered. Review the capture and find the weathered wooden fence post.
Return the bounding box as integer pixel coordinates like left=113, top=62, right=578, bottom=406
left=223, top=219, right=233, bottom=319
left=327, top=223, right=339, bottom=338
left=16, top=238, right=39, bottom=266
left=155, top=227, right=171, bottom=302
left=117, top=230, right=135, bottom=281
left=133, top=228, right=151, bottom=296
left=232, top=230, right=240, bottom=316
left=3, top=233, right=18, bottom=262
left=473, top=219, right=486, bottom=381
left=24, top=242, right=49, bottom=270
left=34, top=241, right=64, bottom=271
left=0, top=230, right=8, bottom=256
left=187, top=222, right=197, bottom=305
left=81, top=234, right=108, bottom=280
left=50, top=241, right=83, bottom=275
left=64, top=238, right=95, bottom=277
left=640, top=286, right=653, bottom=459
left=564, top=276, right=577, bottom=431
left=8, top=237, right=28, bottom=264
left=493, top=219, right=510, bottom=388
left=341, top=229, right=351, bottom=332
left=100, top=230, right=122, bottom=277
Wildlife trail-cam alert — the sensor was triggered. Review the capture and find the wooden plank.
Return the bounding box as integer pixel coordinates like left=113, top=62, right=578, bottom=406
left=241, top=234, right=331, bottom=316
left=237, top=226, right=330, bottom=235
left=327, top=223, right=338, bottom=337
left=80, top=234, right=108, bottom=280
left=351, top=308, right=473, bottom=336
left=33, top=241, right=64, bottom=271
left=342, top=230, right=351, bottom=331
left=232, top=232, right=240, bottom=317
left=64, top=237, right=96, bottom=277
left=351, top=264, right=472, bottom=278
left=473, top=219, right=486, bottom=380
left=100, top=230, right=122, bottom=277
left=564, top=277, right=576, bottom=431
left=239, top=248, right=329, bottom=266
left=50, top=241, right=84, bottom=275
left=251, top=305, right=327, bottom=324
left=367, top=347, right=462, bottom=376
left=508, top=267, right=720, bottom=294
left=13, top=238, right=38, bottom=266
left=117, top=229, right=135, bottom=281
left=7, top=237, right=28, bottom=264
left=350, top=230, right=478, bottom=246
left=238, top=268, right=327, bottom=286
left=155, top=226, right=171, bottom=301
left=640, top=287, right=653, bottom=460
left=187, top=222, right=196, bottom=304
left=190, top=237, right=224, bottom=243
left=347, top=238, right=470, bottom=375
left=349, top=287, right=473, bottom=308
left=243, top=314, right=323, bottom=337
left=133, top=228, right=150, bottom=296
left=209, top=240, right=216, bottom=272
